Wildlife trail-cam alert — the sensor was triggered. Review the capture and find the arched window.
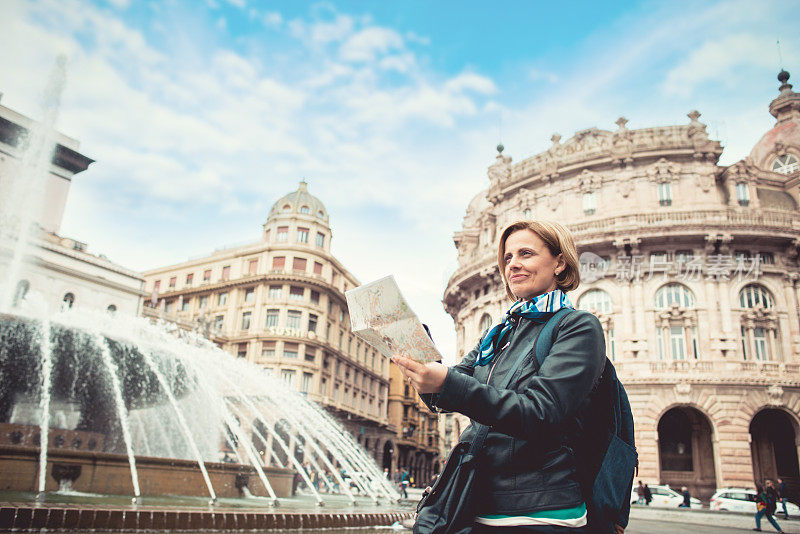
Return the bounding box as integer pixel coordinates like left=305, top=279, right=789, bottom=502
left=654, top=284, right=695, bottom=309
left=739, top=284, right=774, bottom=309
left=317, top=210, right=325, bottom=218
left=282, top=204, right=291, bottom=213
left=13, top=280, right=30, bottom=307
left=300, top=205, right=310, bottom=214
left=523, top=208, right=532, bottom=218
left=479, top=313, right=492, bottom=332
left=61, top=292, right=75, bottom=311
left=577, top=289, right=613, bottom=314
left=106, top=304, right=117, bottom=314
left=772, top=154, right=799, bottom=175
left=739, top=285, right=780, bottom=361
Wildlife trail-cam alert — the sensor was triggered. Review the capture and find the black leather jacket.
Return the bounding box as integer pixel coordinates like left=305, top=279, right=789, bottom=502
left=431, top=310, right=605, bottom=516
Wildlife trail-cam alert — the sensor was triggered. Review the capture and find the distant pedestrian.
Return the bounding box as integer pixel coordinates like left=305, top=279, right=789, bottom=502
left=754, top=483, right=784, bottom=533
left=777, top=477, right=789, bottom=520
left=636, top=480, right=646, bottom=505
left=680, top=486, right=691, bottom=508
left=400, top=468, right=409, bottom=499
left=643, top=483, right=652, bottom=506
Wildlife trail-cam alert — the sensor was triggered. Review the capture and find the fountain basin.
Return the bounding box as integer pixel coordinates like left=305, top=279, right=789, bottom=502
left=0, top=444, right=294, bottom=498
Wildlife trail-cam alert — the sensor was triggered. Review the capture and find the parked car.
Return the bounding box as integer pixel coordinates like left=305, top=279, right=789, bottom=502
left=710, top=488, right=800, bottom=514
left=630, top=484, right=702, bottom=508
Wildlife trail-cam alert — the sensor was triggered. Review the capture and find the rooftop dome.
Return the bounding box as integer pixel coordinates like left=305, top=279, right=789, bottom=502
left=748, top=70, right=800, bottom=173
left=267, top=180, right=329, bottom=223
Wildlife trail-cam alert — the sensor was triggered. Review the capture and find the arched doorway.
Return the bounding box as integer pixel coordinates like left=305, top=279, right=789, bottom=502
left=657, top=407, right=717, bottom=502
left=382, top=441, right=394, bottom=472
left=751, top=409, right=800, bottom=502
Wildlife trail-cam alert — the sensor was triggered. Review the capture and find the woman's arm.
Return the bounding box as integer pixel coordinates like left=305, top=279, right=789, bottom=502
left=416, top=338, right=481, bottom=411
left=420, top=311, right=605, bottom=440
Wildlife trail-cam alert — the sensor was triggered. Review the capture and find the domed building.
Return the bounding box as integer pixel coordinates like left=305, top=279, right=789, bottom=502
left=142, top=181, right=395, bottom=467
left=443, top=72, right=800, bottom=502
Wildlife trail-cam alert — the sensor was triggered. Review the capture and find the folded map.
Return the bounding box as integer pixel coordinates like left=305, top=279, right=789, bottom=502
left=345, top=275, right=441, bottom=364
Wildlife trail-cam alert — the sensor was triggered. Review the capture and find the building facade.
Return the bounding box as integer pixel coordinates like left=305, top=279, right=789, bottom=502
left=142, top=182, right=399, bottom=468
left=443, top=72, right=800, bottom=502
left=0, top=94, right=144, bottom=316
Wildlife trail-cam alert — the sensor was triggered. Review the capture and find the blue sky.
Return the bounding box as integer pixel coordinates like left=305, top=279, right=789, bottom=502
left=1, top=0, right=798, bottom=360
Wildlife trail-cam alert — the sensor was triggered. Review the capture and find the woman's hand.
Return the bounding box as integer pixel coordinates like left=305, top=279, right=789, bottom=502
left=391, top=356, right=447, bottom=394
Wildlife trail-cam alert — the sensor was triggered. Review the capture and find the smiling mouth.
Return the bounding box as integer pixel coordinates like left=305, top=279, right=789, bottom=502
left=510, top=275, right=528, bottom=281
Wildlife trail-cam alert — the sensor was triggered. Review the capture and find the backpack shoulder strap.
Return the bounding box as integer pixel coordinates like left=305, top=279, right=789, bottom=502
left=534, top=308, right=575, bottom=369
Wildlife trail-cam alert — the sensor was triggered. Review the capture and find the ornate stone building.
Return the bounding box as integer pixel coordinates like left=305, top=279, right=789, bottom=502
left=142, top=182, right=395, bottom=467
left=387, top=363, right=440, bottom=486
left=0, top=94, right=145, bottom=316
left=443, top=72, right=800, bottom=502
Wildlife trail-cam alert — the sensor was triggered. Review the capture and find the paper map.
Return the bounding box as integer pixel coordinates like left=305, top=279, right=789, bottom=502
left=345, top=275, right=442, bottom=364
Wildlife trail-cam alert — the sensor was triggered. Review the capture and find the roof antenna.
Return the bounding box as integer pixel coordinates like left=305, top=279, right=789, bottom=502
left=496, top=112, right=505, bottom=155
left=777, top=39, right=784, bottom=69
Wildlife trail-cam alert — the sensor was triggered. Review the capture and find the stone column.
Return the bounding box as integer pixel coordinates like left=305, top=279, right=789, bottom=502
left=621, top=282, right=634, bottom=354
left=718, top=279, right=733, bottom=335
left=633, top=279, right=646, bottom=340
left=784, top=274, right=800, bottom=359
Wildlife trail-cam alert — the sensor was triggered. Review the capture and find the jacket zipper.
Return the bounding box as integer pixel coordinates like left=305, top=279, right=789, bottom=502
left=486, top=319, right=516, bottom=384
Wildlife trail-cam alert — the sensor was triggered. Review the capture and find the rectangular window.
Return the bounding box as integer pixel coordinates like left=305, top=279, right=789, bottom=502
left=326, top=322, right=331, bottom=340
left=314, top=261, right=323, bottom=275
left=675, top=250, right=694, bottom=263
left=333, top=384, right=339, bottom=402
left=289, top=286, right=304, bottom=300
left=316, top=233, right=325, bottom=247
left=658, top=182, right=672, bottom=206
left=670, top=325, right=686, bottom=360
left=339, top=309, right=345, bottom=322
left=582, top=192, right=596, bottom=215
left=268, top=285, right=282, bottom=299
left=244, top=288, right=255, bottom=303
left=165, top=300, right=174, bottom=314
left=754, top=328, right=768, bottom=360
left=203, top=270, right=211, bottom=282
left=284, top=342, right=299, bottom=359
left=261, top=341, right=275, bottom=358
left=185, top=273, right=193, bottom=286
left=277, top=226, right=288, bottom=242
left=292, top=257, right=307, bottom=272
left=308, top=313, right=318, bottom=332
left=218, top=291, right=228, bottom=306
left=241, top=311, right=251, bottom=330
left=181, top=298, right=190, bottom=312
left=758, top=252, right=775, bottom=265
left=287, top=310, right=302, bottom=329
left=153, top=280, right=161, bottom=291
left=741, top=325, right=748, bottom=360
left=281, top=369, right=295, bottom=387
left=272, top=256, right=285, bottom=270
left=198, top=295, right=208, bottom=309
left=736, top=182, right=750, bottom=206
left=305, top=347, right=316, bottom=362
left=213, top=315, right=224, bottom=331
left=248, top=259, right=258, bottom=275
left=237, top=343, right=247, bottom=358
left=265, top=309, right=279, bottom=327
left=310, top=290, right=320, bottom=304
left=301, top=372, right=313, bottom=393
left=320, top=377, right=327, bottom=395
left=221, top=266, right=231, bottom=280
left=297, top=227, right=309, bottom=243
left=169, top=276, right=176, bottom=288
left=339, top=331, right=344, bottom=349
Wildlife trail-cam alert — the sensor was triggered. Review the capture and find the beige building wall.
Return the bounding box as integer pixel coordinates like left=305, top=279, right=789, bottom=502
left=444, top=72, right=800, bottom=502
left=142, top=182, right=394, bottom=466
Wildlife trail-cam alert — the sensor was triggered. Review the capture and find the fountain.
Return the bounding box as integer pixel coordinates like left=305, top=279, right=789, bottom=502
left=0, top=59, right=408, bottom=531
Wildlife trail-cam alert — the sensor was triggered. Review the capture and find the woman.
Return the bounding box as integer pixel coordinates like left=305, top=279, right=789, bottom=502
left=394, top=220, right=610, bottom=533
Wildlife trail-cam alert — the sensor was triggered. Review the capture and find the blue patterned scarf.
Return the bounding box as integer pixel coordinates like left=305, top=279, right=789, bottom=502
left=475, top=288, right=574, bottom=367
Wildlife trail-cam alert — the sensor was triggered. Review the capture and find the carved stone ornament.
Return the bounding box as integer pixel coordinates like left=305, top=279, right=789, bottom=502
left=617, top=176, right=634, bottom=198
left=647, top=157, right=680, bottom=183
left=675, top=382, right=692, bottom=402
left=487, top=156, right=511, bottom=185
left=577, top=169, right=602, bottom=193
left=687, top=110, right=709, bottom=146
left=547, top=183, right=560, bottom=211
left=695, top=169, right=715, bottom=192
left=767, top=384, right=784, bottom=405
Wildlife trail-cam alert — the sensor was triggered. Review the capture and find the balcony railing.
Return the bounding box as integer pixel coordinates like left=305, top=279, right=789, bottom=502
left=616, top=359, right=800, bottom=380
left=568, top=209, right=800, bottom=238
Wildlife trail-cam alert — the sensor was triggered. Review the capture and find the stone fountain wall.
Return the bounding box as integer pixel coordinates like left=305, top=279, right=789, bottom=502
left=0, top=444, right=293, bottom=498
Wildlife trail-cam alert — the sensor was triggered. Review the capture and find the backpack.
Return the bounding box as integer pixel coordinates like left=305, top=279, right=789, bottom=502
left=535, top=309, right=638, bottom=534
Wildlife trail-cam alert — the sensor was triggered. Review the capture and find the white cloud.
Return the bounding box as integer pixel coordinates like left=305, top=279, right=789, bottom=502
left=528, top=68, right=559, bottom=84
left=340, top=27, right=404, bottom=62
left=263, top=11, right=282, bottom=28
left=444, top=72, right=497, bottom=95
left=290, top=14, right=355, bottom=45
left=663, top=34, right=781, bottom=97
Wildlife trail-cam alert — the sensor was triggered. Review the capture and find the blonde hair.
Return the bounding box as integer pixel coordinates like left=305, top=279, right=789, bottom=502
left=497, top=220, right=580, bottom=300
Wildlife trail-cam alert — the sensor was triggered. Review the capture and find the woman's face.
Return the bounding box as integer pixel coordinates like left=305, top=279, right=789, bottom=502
left=503, top=229, right=564, bottom=300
